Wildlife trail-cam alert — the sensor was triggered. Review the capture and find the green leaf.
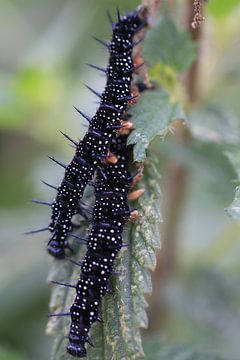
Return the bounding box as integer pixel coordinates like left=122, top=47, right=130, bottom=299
left=189, top=105, right=240, bottom=145
left=128, top=89, right=186, bottom=162
left=207, top=0, right=240, bottom=19
left=148, top=62, right=177, bottom=93
left=48, top=158, right=162, bottom=360
left=143, top=15, right=196, bottom=72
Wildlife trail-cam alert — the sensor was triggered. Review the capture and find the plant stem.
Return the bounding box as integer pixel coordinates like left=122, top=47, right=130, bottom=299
left=146, top=0, right=203, bottom=333
left=184, top=0, right=203, bottom=103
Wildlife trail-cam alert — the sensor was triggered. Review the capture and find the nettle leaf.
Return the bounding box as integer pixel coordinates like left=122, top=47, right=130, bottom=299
left=48, top=159, right=162, bottom=360
left=142, top=14, right=196, bottom=72
left=189, top=105, right=240, bottom=145
left=128, top=89, right=186, bottom=162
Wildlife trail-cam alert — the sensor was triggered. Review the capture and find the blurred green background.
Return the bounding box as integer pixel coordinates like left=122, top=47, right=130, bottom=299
left=0, top=0, right=240, bottom=359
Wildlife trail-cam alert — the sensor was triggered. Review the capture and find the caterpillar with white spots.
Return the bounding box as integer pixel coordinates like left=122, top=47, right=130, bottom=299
left=27, top=9, right=145, bottom=259
left=50, top=136, right=137, bottom=358
left=47, top=8, right=148, bottom=358
left=67, top=145, right=133, bottom=357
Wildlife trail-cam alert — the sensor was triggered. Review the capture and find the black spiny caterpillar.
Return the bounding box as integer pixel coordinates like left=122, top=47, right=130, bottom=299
left=48, top=8, right=147, bottom=358
left=27, top=9, right=145, bottom=260
left=67, top=153, right=132, bottom=357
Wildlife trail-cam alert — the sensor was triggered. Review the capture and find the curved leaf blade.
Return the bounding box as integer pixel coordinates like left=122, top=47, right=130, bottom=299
left=128, top=89, right=186, bottom=162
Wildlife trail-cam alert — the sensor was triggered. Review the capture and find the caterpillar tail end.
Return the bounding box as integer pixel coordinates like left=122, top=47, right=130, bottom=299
left=67, top=343, right=87, bottom=358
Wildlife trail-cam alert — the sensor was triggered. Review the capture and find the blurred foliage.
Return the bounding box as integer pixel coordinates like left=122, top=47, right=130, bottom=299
left=189, top=105, right=239, bottom=145
left=225, top=149, right=240, bottom=180
left=224, top=148, right=240, bottom=220
left=207, top=0, right=240, bottom=19
left=143, top=13, right=195, bottom=94
left=144, top=337, right=231, bottom=360
left=0, top=347, right=26, bottom=360
left=0, top=67, right=60, bottom=130
left=143, top=14, right=196, bottom=72
left=0, top=0, right=240, bottom=360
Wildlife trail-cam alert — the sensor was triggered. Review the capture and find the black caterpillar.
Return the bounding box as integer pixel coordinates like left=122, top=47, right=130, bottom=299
left=27, top=9, right=145, bottom=260
left=50, top=136, right=135, bottom=358
left=67, top=145, right=133, bottom=357
left=47, top=8, right=147, bottom=358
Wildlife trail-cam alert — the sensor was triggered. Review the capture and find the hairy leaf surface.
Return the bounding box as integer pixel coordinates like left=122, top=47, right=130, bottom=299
left=128, top=89, right=186, bottom=162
